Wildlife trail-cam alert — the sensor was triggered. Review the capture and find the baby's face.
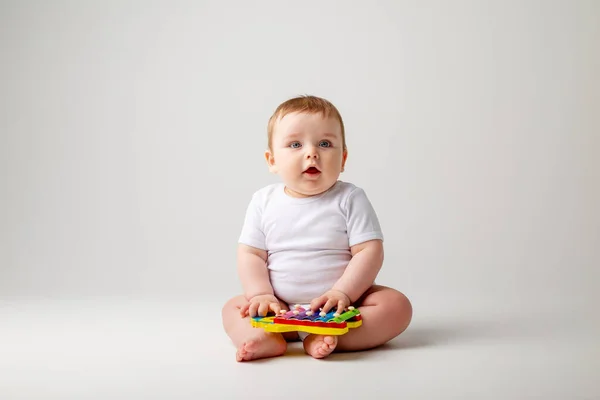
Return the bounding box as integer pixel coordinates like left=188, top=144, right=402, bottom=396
left=266, top=111, right=347, bottom=197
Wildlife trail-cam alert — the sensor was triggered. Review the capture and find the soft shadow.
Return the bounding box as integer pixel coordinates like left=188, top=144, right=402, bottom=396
left=322, top=331, right=433, bottom=362
left=284, top=342, right=310, bottom=357
left=325, top=323, right=446, bottom=361
left=320, top=312, right=560, bottom=362
left=241, top=311, right=563, bottom=363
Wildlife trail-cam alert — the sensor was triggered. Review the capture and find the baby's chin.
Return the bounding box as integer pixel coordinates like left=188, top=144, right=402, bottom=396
left=284, top=182, right=337, bottom=198
left=284, top=186, right=318, bottom=198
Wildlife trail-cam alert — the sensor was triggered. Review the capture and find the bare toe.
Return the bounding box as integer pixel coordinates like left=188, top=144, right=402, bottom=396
left=236, top=334, right=287, bottom=362
left=236, top=346, right=246, bottom=362
left=304, top=335, right=338, bottom=359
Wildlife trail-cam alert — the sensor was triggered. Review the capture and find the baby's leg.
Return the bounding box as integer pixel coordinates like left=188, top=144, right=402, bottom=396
left=336, top=285, right=412, bottom=352
left=221, top=295, right=290, bottom=362
left=303, top=285, right=411, bottom=358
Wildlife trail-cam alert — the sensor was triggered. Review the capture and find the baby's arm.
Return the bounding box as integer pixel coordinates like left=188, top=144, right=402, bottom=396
left=237, top=244, right=271, bottom=298
left=310, top=239, right=384, bottom=313
left=237, top=244, right=282, bottom=317
left=332, top=239, right=384, bottom=302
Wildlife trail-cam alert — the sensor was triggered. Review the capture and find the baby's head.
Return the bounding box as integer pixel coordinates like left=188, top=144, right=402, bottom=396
left=265, top=95, right=348, bottom=198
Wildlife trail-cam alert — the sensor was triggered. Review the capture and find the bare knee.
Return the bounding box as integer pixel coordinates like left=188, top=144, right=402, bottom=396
left=222, top=295, right=247, bottom=317
left=389, top=290, right=413, bottom=335
left=374, top=288, right=412, bottom=337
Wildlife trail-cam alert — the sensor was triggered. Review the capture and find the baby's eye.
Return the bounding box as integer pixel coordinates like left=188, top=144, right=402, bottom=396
left=319, top=140, right=331, bottom=148
left=289, top=141, right=302, bottom=148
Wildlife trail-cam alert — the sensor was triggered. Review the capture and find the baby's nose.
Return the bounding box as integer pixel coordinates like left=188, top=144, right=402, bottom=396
left=305, top=147, right=319, bottom=158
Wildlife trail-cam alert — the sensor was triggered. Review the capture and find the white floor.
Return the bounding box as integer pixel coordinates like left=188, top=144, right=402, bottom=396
left=1, top=294, right=597, bottom=400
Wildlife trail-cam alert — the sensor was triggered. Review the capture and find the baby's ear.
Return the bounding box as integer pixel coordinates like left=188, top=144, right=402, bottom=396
left=264, top=150, right=278, bottom=173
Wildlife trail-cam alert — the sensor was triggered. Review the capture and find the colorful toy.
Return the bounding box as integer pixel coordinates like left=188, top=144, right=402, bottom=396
left=251, top=304, right=362, bottom=335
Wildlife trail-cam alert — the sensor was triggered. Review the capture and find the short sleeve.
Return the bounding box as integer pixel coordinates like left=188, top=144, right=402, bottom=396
left=345, top=188, right=384, bottom=247
left=238, top=193, right=267, bottom=250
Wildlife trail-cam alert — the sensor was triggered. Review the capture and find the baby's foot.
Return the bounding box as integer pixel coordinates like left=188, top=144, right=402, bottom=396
left=303, top=334, right=338, bottom=359
left=236, top=334, right=287, bottom=362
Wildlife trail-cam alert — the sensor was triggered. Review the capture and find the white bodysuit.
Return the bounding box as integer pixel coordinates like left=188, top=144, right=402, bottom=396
left=238, top=180, right=384, bottom=306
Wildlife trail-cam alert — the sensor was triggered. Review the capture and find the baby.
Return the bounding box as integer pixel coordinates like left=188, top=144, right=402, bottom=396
left=222, top=95, right=412, bottom=361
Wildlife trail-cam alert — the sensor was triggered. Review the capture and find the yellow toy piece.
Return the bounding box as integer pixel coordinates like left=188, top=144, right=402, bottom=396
left=250, top=305, right=362, bottom=336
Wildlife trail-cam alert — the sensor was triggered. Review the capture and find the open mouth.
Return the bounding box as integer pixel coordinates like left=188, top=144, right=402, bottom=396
left=304, top=167, right=320, bottom=175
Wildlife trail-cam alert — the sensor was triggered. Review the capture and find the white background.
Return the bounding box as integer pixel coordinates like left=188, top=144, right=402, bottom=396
left=2, top=1, right=598, bottom=399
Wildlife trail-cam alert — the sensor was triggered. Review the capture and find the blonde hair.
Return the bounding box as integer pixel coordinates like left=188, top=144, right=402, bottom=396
left=267, top=95, right=346, bottom=151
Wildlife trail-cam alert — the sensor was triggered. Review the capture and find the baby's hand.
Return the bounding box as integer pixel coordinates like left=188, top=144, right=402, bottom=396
left=240, top=294, right=282, bottom=318
left=310, top=290, right=351, bottom=315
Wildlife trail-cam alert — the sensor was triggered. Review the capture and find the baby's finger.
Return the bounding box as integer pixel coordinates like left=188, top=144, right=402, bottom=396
left=239, top=302, right=250, bottom=317
left=310, top=296, right=325, bottom=312
left=258, top=301, right=270, bottom=317
left=249, top=302, right=260, bottom=317
left=269, top=302, right=282, bottom=315
left=321, top=298, right=337, bottom=314
left=336, top=300, right=346, bottom=315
